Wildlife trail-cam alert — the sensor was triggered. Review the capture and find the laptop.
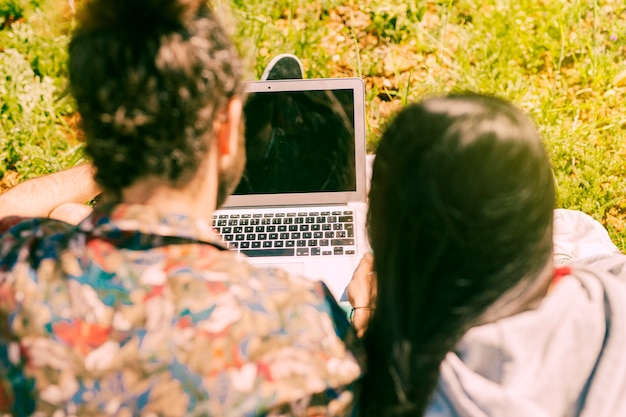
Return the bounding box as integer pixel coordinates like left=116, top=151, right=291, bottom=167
left=213, top=78, right=369, bottom=299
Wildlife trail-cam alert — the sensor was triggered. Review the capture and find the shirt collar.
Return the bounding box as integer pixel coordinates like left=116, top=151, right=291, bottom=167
left=78, top=203, right=224, bottom=247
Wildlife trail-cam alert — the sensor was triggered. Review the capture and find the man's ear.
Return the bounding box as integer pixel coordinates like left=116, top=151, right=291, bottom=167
left=216, top=97, right=243, bottom=156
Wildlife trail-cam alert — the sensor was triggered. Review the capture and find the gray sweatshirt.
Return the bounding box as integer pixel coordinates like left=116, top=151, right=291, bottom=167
left=426, top=254, right=626, bottom=417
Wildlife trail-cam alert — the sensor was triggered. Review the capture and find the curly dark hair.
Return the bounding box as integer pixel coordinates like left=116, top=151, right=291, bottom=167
left=68, top=0, right=244, bottom=194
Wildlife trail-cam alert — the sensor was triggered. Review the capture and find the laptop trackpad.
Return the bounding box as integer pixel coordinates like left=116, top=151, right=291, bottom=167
left=262, top=262, right=305, bottom=277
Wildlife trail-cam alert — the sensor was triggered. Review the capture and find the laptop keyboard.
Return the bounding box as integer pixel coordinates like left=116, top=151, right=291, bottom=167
left=212, top=210, right=356, bottom=257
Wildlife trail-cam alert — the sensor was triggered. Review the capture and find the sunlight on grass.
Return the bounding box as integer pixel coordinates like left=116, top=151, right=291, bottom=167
left=2, top=0, right=626, bottom=249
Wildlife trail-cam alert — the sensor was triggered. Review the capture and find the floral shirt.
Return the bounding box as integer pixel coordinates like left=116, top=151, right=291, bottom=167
left=0, top=204, right=364, bottom=416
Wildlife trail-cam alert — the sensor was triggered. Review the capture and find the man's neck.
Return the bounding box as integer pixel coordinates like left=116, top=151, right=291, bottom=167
left=113, top=172, right=218, bottom=220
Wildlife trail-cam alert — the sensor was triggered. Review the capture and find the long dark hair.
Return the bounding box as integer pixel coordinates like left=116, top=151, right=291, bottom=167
left=361, top=94, right=556, bottom=416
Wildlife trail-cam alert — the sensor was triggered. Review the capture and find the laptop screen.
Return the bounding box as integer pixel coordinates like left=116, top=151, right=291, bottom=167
left=234, top=88, right=357, bottom=195
left=222, top=78, right=366, bottom=208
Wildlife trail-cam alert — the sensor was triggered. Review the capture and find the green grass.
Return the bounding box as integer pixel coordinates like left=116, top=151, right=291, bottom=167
left=0, top=0, right=83, bottom=182
left=2, top=0, right=626, bottom=249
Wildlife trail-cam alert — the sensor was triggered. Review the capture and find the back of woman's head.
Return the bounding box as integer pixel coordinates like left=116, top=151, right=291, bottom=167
left=362, top=94, right=555, bottom=416
left=69, top=0, right=244, bottom=194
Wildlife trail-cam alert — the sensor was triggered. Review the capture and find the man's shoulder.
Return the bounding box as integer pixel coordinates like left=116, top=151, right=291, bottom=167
left=0, top=216, right=75, bottom=268
left=214, top=252, right=324, bottom=295
left=0, top=215, right=73, bottom=235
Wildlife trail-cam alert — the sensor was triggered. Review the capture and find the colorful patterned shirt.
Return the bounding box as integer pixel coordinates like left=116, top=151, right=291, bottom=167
left=0, top=203, right=364, bottom=416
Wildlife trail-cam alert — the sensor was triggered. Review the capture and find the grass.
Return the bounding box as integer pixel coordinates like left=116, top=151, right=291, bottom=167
left=2, top=0, right=626, bottom=249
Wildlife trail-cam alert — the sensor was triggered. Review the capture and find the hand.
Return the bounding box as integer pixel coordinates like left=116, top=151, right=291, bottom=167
left=49, top=203, right=93, bottom=225
left=347, top=253, right=376, bottom=336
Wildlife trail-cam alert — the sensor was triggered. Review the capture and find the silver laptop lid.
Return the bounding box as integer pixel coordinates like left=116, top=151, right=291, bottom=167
left=222, top=78, right=367, bottom=208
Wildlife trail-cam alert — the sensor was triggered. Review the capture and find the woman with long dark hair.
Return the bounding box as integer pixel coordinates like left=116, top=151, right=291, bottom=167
left=349, top=94, right=626, bottom=417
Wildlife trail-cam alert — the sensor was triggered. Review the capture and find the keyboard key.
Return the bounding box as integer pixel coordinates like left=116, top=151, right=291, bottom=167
left=314, top=232, right=323, bottom=239
left=241, top=242, right=250, bottom=249
left=322, top=224, right=332, bottom=231
left=229, top=214, right=240, bottom=219
left=267, top=225, right=276, bottom=232
left=272, top=218, right=282, bottom=224
left=235, top=234, right=245, bottom=241
left=311, top=248, right=321, bottom=256
left=280, top=233, right=289, bottom=239
left=320, top=239, right=329, bottom=246
left=321, top=211, right=331, bottom=215
left=274, top=241, right=284, bottom=248
left=289, top=225, right=298, bottom=231
left=263, top=241, right=272, bottom=248
left=339, top=216, right=353, bottom=223
left=246, top=234, right=256, bottom=240
left=296, top=248, right=310, bottom=256
left=224, top=235, right=234, bottom=241
left=218, top=220, right=227, bottom=227
left=255, top=226, right=265, bottom=233
left=234, top=227, right=243, bottom=233
left=308, top=239, right=318, bottom=246
left=269, top=233, right=278, bottom=240
left=258, top=233, right=267, bottom=240
left=286, top=240, right=295, bottom=247
left=222, top=227, right=232, bottom=234
left=331, top=239, right=355, bottom=246
left=299, top=225, right=309, bottom=231
left=261, top=218, right=271, bottom=225
left=253, top=214, right=262, bottom=218
left=228, top=219, right=238, bottom=226
left=336, top=231, right=346, bottom=238
left=291, top=232, right=301, bottom=239
left=297, top=240, right=307, bottom=247
left=251, top=219, right=260, bottom=225
left=242, top=248, right=295, bottom=257
left=263, top=213, right=274, bottom=218
left=278, top=225, right=287, bottom=232
left=303, top=232, right=312, bottom=239
left=346, top=250, right=356, bottom=255
left=333, top=224, right=342, bottom=230
left=334, top=247, right=344, bottom=255
left=284, top=218, right=293, bottom=224
left=245, top=226, right=254, bottom=233
left=306, top=217, right=315, bottom=223
left=328, top=216, right=337, bottom=223
left=325, top=232, right=334, bottom=238
left=252, top=241, right=261, bottom=248
left=322, top=250, right=332, bottom=255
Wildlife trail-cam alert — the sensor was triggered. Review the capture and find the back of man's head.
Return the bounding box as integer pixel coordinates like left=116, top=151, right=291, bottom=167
left=68, top=0, right=244, bottom=194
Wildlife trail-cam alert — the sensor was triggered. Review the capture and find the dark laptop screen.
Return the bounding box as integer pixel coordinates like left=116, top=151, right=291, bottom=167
left=233, top=88, right=357, bottom=195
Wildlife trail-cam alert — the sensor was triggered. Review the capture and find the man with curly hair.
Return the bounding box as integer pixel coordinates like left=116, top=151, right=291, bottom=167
left=0, top=0, right=363, bottom=415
